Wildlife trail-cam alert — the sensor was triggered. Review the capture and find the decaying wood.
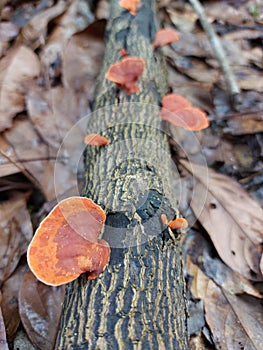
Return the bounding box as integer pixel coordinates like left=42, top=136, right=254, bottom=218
left=56, top=1, right=188, bottom=348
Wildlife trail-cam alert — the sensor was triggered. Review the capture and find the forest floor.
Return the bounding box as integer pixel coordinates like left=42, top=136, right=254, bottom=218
left=0, top=0, right=263, bottom=349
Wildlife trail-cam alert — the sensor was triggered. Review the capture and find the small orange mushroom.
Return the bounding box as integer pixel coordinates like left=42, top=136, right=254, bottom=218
left=119, top=0, right=140, bottom=16
left=106, top=57, right=145, bottom=95
left=84, top=133, right=110, bottom=146
left=152, top=28, right=179, bottom=48
left=168, top=218, right=188, bottom=230
left=119, top=48, right=128, bottom=57
left=160, top=213, right=168, bottom=225
left=27, top=197, right=110, bottom=286
left=160, top=93, right=209, bottom=131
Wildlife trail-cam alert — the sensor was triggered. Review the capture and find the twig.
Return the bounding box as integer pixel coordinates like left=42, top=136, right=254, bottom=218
left=0, top=149, right=42, bottom=190
left=188, top=0, right=241, bottom=109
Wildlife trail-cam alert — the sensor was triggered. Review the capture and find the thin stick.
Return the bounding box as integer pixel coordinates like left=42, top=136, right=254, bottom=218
left=188, top=0, right=240, bottom=108
left=0, top=149, right=42, bottom=190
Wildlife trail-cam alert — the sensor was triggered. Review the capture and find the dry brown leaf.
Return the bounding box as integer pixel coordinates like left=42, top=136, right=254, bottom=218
left=181, top=160, right=263, bottom=281
left=62, top=20, right=105, bottom=100
left=186, top=232, right=262, bottom=298
left=40, top=0, right=94, bottom=69
left=200, top=135, right=237, bottom=166
left=233, top=66, right=263, bottom=92
left=0, top=136, right=20, bottom=177
left=187, top=256, right=210, bottom=300
left=26, top=86, right=83, bottom=149
left=0, top=46, right=40, bottom=131
left=167, top=32, right=213, bottom=58
left=1, top=263, right=28, bottom=339
left=16, top=0, right=67, bottom=49
left=4, top=118, right=77, bottom=201
left=167, top=4, right=198, bottom=32
left=0, top=21, right=19, bottom=42
left=223, top=112, right=263, bottom=135
left=0, top=191, right=33, bottom=286
left=0, top=307, right=8, bottom=350
left=95, top=0, right=110, bottom=19
left=204, top=280, right=263, bottom=350
left=190, top=331, right=212, bottom=350
left=205, top=2, right=254, bottom=27
left=188, top=300, right=206, bottom=337
left=173, top=57, right=219, bottom=84
left=19, top=271, right=65, bottom=350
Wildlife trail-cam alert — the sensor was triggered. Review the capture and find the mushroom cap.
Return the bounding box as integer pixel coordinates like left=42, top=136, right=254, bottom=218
left=168, top=218, right=188, bottom=230
left=119, top=0, right=140, bottom=16
left=161, top=93, right=209, bottom=131
left=119, top=48, right=128, bottom=57
left=84, top=133, right=110, bottom=146
left=27, top=197, right=110, bottom=286
left=105, top=57, right=145, bottom=95
left=152, top=28, right=179, bottom=48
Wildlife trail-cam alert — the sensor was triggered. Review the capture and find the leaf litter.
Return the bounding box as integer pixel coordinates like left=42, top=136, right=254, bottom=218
left=0, top=0, right=263, bottom=348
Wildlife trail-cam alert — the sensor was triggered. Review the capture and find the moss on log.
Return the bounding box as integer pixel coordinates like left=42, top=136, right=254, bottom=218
left=56, top=1, right=189, bottom=349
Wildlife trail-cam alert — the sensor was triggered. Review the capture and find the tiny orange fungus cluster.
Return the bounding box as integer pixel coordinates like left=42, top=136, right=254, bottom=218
left=106, top=57, right=145, bottom=95
left=168, top=218, right=188, bottom=230
left=161, top=214, right=188, bottom=230
left=160, top=213, right=168, bottom=225
left=119, top=48, right=128, bottom=57
left=152, top=28, right=179, bottom=48
left=27, top=197, right=110, bottom=286
left=119, top=0, right=140, bottom=16
left=161, top=94, right=209, bottom=131
left=84, top=133, right=110, bottom=146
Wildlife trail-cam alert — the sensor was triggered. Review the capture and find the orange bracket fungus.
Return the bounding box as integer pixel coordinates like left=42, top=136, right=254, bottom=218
left=161, top=214, right=188, bottom=230
left=105, top=57, right=145, bottom=95
left=168, top=218, right=188, bottom=230
left=119, top=0, right=140, bottom=16
left=152, top=28, right=179, bottom=48
left=160, top=93, right=209, bottom=131
left=27, top=197, right=110, bottom=286
left=84, top=133, right=111, bottom=146
left=119, top=48, right=128, bottom=57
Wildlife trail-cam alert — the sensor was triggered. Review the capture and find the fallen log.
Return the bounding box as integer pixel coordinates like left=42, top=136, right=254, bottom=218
left=56, top=1, right=189, bottom=348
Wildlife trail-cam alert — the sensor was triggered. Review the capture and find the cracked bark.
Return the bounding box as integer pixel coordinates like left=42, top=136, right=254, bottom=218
left=56, top=1, right=189, bottom=349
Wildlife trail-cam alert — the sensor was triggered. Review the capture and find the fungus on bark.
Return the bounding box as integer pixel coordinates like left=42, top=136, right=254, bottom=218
left=152, top=28, right=179, bottom=48
left=119, top=0, right=140, bottom=16
left=119, top=48, right=128, bottom=57
left=27, top=197, right=110, bottom=286
left=105, top=57, right=145, bottom=95
left=168, top=218, right=188, bottom=230
left=84, top=133, right=111, bottom=146
left=161, top=93, right=209, bottom=131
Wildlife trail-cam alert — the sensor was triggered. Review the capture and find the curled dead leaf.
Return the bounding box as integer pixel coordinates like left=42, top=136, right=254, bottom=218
left=0, top=191, right=33, bottom=285
left=0, top=46, right=40, bottom=131
left=19, top=271, right=65, bottom=350
left=204, top=280, right=263, bottom=350
left=186, top=232, right=262, bottom=298
left=181, top=159, right=263, bottom=281
left=16, top=0, right=67, bottom=49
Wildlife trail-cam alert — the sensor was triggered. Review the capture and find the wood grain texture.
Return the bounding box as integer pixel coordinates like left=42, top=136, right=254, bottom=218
left=56, top=1, right=189, bottom=348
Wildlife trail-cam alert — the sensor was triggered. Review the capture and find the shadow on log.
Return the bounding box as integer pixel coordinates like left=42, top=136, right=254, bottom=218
left=56, top=1, right=189, bottom=349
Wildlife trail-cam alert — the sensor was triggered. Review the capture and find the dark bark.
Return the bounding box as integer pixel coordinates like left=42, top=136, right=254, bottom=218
left=56, top=1, right=189, bottom=349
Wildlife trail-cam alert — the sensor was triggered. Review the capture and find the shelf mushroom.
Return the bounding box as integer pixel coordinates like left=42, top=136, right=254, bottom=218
left=105, top=57, right=145, bottom=95
left=160, top=93, right=209, bottom=131
left=168, top=218, right=188, bottom=230
left=161, top=214, right=188, bottom=230
left=119, top=0, right=140, bottom=16
left=84, top=133, right=110, bottom=146
left=152, top=28, right=179, bottom=48
left=27, top=197, right=110, bottom=286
